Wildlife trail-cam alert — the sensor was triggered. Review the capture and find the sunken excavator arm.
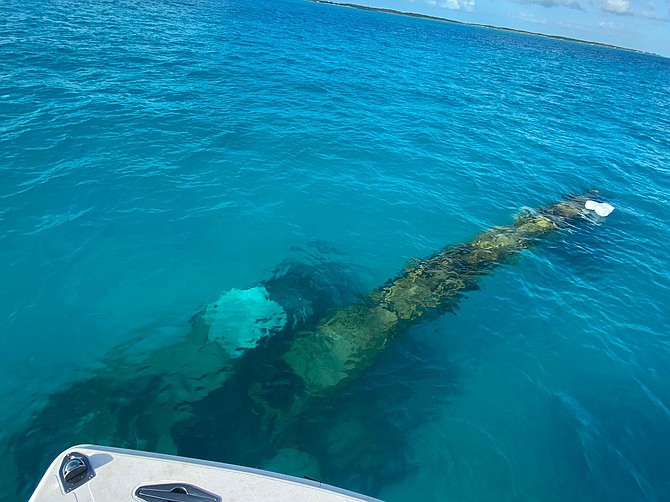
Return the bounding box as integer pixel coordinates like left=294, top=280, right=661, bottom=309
left=283, top=192, right=612, bottom=395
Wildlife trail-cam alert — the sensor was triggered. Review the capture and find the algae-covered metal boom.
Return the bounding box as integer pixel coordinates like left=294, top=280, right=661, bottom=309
left=174, top=191, right=614, bottom=452
left=280, top=192, right=613, bottom=397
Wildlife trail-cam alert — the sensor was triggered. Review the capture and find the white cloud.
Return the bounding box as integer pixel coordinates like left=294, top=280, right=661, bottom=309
left=599, top=20, right=625, bottom=27
left=639, top=9, right=660, bottom=18
left=513, top=11, right=549, bottom=22
left=601, top=0, right=634, bottom=14
left=516, top=0, right=585, bottom=11
left=420, top=0, right=476, bottom=11
left=638, top=5, right=670, bottom=20
left=594, top=0, right=670, bottom=19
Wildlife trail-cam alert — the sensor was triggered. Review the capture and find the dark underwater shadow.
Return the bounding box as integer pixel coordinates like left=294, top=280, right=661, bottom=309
left=171, top=317, right=462, bottom=498
left=5, top=248, right=363, bottom=502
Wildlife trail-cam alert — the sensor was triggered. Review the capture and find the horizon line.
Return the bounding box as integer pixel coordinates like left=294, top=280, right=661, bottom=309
left=308, top=0, right=663, bottom=58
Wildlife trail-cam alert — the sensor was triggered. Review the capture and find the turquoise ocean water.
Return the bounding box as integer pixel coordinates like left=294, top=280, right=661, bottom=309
left=2, top=0, right=670, bottom=500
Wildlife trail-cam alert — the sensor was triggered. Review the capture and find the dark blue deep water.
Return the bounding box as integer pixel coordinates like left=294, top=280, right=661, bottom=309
left=1, top=0, right=670, bottom=500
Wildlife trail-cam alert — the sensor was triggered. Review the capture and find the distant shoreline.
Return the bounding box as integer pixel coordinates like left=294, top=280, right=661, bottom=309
left=308, top=0, right=658, bottom=57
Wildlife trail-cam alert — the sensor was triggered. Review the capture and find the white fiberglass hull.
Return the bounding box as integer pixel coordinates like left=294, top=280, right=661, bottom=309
left=29, top=445, right=380, bottom=502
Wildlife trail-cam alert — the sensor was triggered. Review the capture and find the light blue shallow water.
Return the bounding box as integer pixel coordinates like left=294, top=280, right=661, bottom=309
left=2, top=0, right=670, bottom=500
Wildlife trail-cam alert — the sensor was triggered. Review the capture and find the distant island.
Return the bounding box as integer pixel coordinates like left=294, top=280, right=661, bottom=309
left=309, top=0, right=657, bottom=56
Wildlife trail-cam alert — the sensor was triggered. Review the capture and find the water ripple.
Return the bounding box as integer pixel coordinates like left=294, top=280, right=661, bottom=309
left=1, top=0, right=669, bottom=500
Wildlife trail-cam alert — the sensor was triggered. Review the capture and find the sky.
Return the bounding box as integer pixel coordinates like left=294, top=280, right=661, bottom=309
left=340, top=0, right=670, bottom=56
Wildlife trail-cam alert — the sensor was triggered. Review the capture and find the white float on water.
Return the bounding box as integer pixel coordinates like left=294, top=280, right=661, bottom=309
left=585, top=199, right=615, bottom=217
